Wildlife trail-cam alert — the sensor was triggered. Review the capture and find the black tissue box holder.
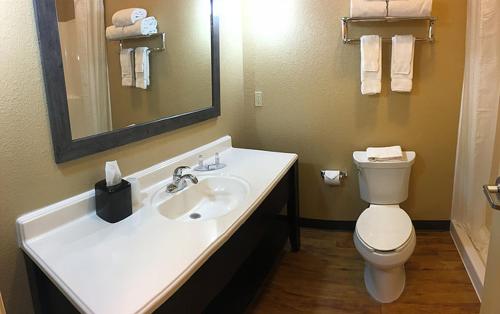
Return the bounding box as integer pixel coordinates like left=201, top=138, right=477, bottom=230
left=95, top=179, right=132, bottom=223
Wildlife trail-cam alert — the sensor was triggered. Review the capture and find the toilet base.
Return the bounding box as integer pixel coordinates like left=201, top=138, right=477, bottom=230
left=363, top=262, right=406, bottom=303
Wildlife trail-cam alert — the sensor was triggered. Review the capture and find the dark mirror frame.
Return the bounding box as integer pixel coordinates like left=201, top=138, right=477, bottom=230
left=33, top=0, right=220, bottom=163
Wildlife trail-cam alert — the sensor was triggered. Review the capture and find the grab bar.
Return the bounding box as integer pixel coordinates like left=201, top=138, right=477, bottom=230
left=483, top=177, right=500, bottom=210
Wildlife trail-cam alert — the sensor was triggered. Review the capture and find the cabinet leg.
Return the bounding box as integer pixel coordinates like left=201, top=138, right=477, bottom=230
left=288, top=161, right=300, bottom=251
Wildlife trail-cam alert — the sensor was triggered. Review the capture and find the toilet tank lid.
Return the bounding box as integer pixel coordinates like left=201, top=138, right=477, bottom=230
left=353, top=151, right=416, bottom=169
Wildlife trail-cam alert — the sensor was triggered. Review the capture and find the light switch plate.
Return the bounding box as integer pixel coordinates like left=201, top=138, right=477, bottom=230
left=255, top=91, right=263, bottom=107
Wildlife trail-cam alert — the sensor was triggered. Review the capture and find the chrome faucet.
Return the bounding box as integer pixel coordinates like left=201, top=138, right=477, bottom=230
left=166, top=166, right=198, bottom=193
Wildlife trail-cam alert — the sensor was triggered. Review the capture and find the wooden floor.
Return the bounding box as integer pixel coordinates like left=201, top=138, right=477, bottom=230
left=248, top=229, right=481, bottom=314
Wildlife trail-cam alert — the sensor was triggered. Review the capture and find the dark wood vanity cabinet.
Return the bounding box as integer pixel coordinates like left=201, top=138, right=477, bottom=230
left=25, top=161, right=300, bottom=313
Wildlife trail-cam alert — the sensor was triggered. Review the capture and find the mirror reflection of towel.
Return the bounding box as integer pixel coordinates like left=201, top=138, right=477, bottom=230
left=106, top=17, right=158, bottom=40
left=112, top=8, right=147, bottom=27
left=135, top=47, right=151, bottom=89
left=120, top=48, right=134, bottom=87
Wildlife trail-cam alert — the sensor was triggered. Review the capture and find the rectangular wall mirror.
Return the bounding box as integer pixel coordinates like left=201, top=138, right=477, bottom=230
left=34, top=0, right=220, bottom=163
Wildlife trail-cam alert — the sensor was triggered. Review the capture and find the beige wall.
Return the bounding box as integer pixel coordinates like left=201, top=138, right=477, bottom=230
left=105, top=0, right=213, bottom=129
left=240, top=0, right=467, bottom=220
left=0, top=0, right=244, bottom=312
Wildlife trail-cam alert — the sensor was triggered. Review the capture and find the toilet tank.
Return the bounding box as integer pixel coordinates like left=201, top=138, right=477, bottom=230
left=353, top=151, right=416, bottom=205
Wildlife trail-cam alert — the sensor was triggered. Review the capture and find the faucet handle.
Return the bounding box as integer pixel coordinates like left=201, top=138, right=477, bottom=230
left=214, top=152, right=220, bottom=165
left=173, top=166, right=190, bottom=178
left=198, top=155, right=205, bottom=168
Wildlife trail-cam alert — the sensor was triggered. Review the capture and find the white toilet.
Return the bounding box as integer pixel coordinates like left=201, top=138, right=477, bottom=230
left=352, top=151, right=416, bottom=303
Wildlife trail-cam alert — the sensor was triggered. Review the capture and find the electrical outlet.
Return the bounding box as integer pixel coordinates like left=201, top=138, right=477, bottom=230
left=255, top=91, right=263, bottom=107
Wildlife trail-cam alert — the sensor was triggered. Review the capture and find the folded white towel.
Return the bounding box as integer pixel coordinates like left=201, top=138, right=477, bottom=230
left=367, top=146, right=403, bottom=161
left=362, top=35, right=380, bottom=72
left=106, top=17, right=158, bottom=40
left=388, top=0, right=432, bottom=17
left=360, top=35, right=382, bottom=95
left=350, top=0, right=388, bottom=18
left=112, top=8, right=147, bottom=27
left=120, top=48, right=134, bottom=87
left=391, top=35, right=415, bottom=92
left=135, top=47, right=151, bottom=89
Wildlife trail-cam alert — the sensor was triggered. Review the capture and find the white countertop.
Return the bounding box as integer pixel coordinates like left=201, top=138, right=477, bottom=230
left=16, top=136, right=297, bottom=313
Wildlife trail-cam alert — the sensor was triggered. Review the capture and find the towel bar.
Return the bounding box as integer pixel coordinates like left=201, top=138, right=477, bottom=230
left=108, top=32, right=166, bottom=53
left=341, top=16, right=436, bottom=44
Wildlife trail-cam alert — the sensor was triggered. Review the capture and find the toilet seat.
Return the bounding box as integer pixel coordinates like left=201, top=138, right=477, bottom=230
left=356, top=205, right=413, bottom=252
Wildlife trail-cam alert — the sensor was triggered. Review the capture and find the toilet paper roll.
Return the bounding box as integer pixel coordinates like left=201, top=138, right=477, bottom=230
left=322, top=170, right=342, bottom=186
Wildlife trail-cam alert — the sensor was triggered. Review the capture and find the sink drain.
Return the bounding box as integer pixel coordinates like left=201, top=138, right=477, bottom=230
left=189, top=213, right=201, bottom=219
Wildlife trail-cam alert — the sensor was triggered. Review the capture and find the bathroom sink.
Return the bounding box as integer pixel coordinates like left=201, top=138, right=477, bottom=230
left=153, top=175, right=250, bottom=221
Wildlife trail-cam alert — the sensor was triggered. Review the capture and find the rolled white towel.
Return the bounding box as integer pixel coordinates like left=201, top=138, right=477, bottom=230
left=367, top=146, right=403, bottom=161
left=106, top=17, right=158, bottom=40
left=360, top=35, right=382, bottom=95
left=112, top=8, right=147, bottom=27
left=391, top=35, right=415, bottom=92
left=351, top=0, right=388, bottom=18
left=388, top=0, right=433, bottom=17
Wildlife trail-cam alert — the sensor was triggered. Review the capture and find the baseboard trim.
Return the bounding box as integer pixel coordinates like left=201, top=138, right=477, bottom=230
left=412, top=220, right=451, bottom=230
left=299, top=218, right=450, bottom=231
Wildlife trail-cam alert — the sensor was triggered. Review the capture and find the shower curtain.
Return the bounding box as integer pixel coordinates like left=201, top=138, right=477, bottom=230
left=73, top=0, right=111, bottom=136
left=452, top=0, right=500, bottom=263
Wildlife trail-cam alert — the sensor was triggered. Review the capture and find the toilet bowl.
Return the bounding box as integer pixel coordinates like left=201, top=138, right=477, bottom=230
left=353, top=151, right=416, bottom=303
left=354, top=204, right=416, bottom=302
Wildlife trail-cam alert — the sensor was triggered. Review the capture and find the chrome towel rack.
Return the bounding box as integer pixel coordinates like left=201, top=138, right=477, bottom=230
left=108, top=32, right=166, bottom=53
left=341, top=16, right=436, bottom=44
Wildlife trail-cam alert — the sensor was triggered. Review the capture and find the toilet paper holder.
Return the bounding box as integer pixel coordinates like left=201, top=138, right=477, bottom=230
left=320, top=170, right=347, bottom=185
left=320, top=170, right=347, bottom=178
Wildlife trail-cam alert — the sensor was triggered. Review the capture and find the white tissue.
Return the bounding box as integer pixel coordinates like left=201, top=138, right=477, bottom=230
left=105, top=161, right=122, bottom=187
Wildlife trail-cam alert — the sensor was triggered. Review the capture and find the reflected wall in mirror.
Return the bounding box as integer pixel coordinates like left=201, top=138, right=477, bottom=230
left=55, top=0, right=213, bottom=140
